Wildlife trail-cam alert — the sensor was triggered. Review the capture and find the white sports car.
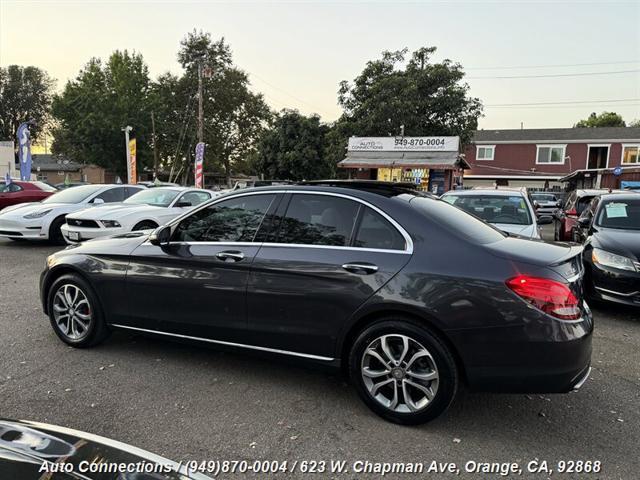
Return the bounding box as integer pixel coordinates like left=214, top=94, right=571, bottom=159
left=61, top=187, right=217, bottom=244
left=0, top=184, right=144, bottom=244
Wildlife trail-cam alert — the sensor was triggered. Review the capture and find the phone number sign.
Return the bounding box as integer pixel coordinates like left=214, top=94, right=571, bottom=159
left=348, top=136, right=459, bottom=152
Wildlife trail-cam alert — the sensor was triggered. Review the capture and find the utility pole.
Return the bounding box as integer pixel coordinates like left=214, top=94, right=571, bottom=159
left=122, top=125, right=133, bottom=184
left=197, top=61, right=204, bottom=143
left=151, top=112, right=159, bottom=180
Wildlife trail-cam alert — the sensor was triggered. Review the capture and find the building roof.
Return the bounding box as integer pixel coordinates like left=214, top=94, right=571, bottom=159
left=338, top=151, right=469, bottom=170
left=473, top=127, right=640, bottom=144
left=31, top=154, right=82, bottom=172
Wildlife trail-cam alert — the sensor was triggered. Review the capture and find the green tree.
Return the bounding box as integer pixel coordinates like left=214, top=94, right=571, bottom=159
left=170, top=30, right=272, bottom=185
left=0, top=65, right=55, bottom=143
left=52, top=50, right=152, bottom=176
left=253, top=109, right=333, bottom=180
left=331, top=46, right=483, bottom=167
left=574, top=112, right=626, bottom=128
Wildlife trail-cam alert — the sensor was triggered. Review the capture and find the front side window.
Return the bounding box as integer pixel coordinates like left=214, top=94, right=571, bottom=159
left=1, top=183, right=23, bottom=193
left=442, top=194, right=532, bottom=225
left=536, top=145, right=565, bottom=164
left=476, top=145, right=495, bottom=160
left=173, top=194, right=275, bottom=242
left=622, top=145, right=640, bottom=164
left=596, top=199, right=640, bottom=230
left=278, top=194, right=359, bottom=246
left=354, top=207, right=406, bottom=251
left=94, top=187, right=125, bottom=203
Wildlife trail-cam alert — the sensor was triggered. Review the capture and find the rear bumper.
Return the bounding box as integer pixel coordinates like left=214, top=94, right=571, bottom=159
left=448, top=311, right=593, bottom=393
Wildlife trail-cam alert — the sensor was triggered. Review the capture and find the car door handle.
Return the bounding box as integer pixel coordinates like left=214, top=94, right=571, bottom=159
left=215, top=251, right=245, bottom=262
left=342, top=263, right=379, bottom=274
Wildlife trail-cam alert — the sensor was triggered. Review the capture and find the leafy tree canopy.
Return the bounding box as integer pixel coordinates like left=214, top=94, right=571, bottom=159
left=51, top=50, right=152, bottom=176
left=574, top=111, right=626, bottom=128
left=336, top=47, right=483, bottom=144
left=253, top=109, right=333, bottom=181
left=0, top=65, right=55, bottom=143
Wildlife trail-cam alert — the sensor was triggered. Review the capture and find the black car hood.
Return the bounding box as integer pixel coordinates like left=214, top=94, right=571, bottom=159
left=0, top=419, right=211, bottom=480
left=63, top=231, right=151, bottom=257
left=592, top=228, right=640, bottom=261
left=486, top=235, right=583, bottom=266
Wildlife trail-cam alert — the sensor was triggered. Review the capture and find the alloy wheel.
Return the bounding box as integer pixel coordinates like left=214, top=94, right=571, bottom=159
left=52, top=284, right=92, bottom=341
left=361, top=334, right=439, bottom=413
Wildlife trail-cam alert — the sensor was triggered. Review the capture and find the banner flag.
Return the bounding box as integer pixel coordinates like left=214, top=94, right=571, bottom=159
left=128, top=139, right=137, bottom=184
left=195, top=142, right=205, bottom=188
left=17, top=122, right=32, bottom=181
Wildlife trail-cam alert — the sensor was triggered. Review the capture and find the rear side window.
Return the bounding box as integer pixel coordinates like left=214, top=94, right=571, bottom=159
left=577, top=196, right=595, bottom=214
left=278, top=194, right=359, bottom=246
left=412, top=197, right=506, bottom=244
left=354, top=207, right=406, bottom=251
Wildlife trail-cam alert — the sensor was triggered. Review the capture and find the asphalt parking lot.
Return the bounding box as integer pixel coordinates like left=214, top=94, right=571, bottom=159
left=1, top=227, right=639, bottom=479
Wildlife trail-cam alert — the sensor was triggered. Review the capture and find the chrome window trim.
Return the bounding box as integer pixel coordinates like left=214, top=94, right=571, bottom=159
left=109, top=324, right=335, bottom=361
left=162, top=189, right=414, bottom=254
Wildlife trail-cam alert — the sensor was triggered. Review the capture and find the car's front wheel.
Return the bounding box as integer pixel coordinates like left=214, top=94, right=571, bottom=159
left=349, top=318, right=458, bottom=425
left=47, top=273, right=110, bottom=347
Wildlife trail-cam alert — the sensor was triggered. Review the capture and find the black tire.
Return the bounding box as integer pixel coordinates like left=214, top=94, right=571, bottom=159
left=48, top=216, right=66, bottom=245
left=132, top=220, right=158, bottom=231
left=47, top=273, right=110, bottom=348
left=348, top=318, right=458, bottom=425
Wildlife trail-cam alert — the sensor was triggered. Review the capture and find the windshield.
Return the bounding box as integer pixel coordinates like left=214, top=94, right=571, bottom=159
left=42, top=185, right=106, bottom=204
left=412, top=197, right=506, bottom=244
left=124, top=188, right=180, bottom=207
left=442, top=194, right=532, bottom=225
left=596, top=199, right=640, bottom=230
left=532, top=194, right=556, bottom=202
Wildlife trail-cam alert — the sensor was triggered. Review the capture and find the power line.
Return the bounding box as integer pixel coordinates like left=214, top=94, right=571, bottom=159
left=485, top=98, right=640, bottom=107
left=468, top=69, right=640, bottom=79
left=466, top=60, right=639, bottom=70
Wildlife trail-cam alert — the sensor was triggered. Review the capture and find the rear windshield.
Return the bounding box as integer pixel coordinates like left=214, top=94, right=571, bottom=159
left=596, top=199, right=640, bottom=230
left=411, top=197, right=506, bottom=244
left=532, top=194, right=556, bottom=202
left=441, top=194, right=532, bottom=225
left=42, top=185, right=105, bottom=204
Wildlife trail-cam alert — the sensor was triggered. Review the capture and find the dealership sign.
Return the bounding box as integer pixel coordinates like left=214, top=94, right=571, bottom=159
left=348, top=136, right=459, bottom=152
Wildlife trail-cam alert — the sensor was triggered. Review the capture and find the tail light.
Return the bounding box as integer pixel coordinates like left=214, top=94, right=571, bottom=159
left=506, top=275, right=581, bottom=320
left=565, top=208, right=577, bottom=216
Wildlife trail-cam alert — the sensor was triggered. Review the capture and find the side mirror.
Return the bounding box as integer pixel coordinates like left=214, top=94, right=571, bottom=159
left=149, top=225, right=171, bottom=246
left=92, top=198, right=105, bottom=205
left=533, top=200, right=539, bottom=209
left=175, top=201, right=192, bottom=208
left=538, top=215, right=553, bottom=225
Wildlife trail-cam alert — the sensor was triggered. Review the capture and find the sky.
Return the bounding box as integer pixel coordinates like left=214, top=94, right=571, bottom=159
left=1, top=0, right=639, bottom=130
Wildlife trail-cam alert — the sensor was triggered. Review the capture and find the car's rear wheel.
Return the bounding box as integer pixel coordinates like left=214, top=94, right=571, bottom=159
left=349, top=318, right=458, bottom=425
left=47, top=273, right=110, bottom=347
left=132, top=220, right=158, bottom=231
left=48, top=216, right=66, bottom=245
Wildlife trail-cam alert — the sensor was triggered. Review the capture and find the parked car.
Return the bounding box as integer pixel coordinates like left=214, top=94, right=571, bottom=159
left=137, top=180, right=180, bottom=188
left=54, top=181, right=89, bottom=190
left=0, top=181, right=57, bottom=210
left=531, top=192, right=561, bottom=217
left=440, top=188, right=552, bottom=239
left=0, top=418, right=211, bottom=479
left=554, top=189, right=626, bottom=242
left=61, top=187, right=218, bottom=243
left=574, top=192, right=640, bottom=306
left=40, top=181, right=592, bottom=425
left=0, top=184, right=144, bottom=244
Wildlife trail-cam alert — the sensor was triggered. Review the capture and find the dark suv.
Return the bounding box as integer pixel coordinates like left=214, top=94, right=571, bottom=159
left=40, top=181, right=592, bottom=424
